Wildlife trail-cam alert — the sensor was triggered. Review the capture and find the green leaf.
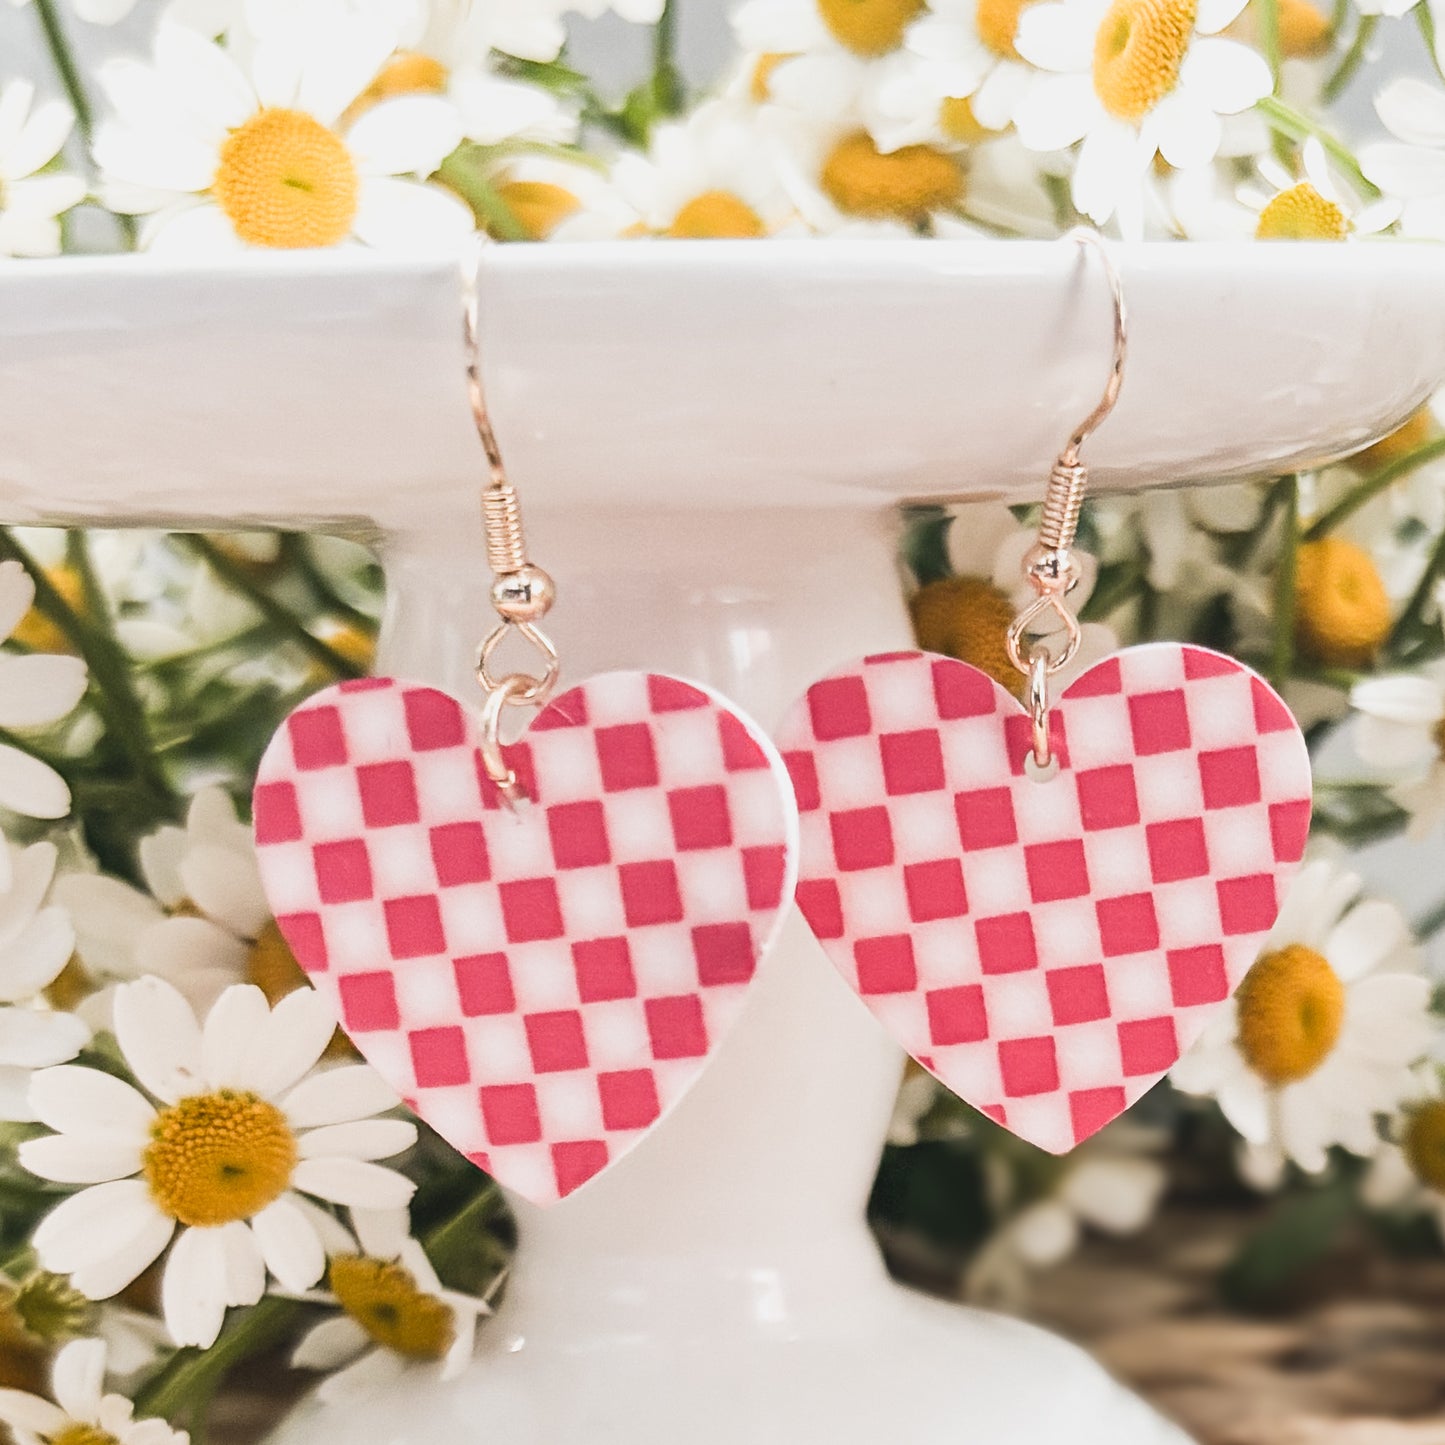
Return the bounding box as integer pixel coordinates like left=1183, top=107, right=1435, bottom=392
left=1220, top=1179, right=1356, bottom=1309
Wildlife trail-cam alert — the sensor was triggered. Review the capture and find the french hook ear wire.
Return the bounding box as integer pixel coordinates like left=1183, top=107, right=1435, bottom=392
left=1005, top=229, right=1130, bottom=768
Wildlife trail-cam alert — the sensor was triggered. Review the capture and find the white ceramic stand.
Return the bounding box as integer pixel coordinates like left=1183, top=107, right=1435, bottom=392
left=6, top=240, right=1445, bottom=1444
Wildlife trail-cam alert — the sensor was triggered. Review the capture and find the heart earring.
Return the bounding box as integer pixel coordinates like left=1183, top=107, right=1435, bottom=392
left=776, top=232, right=1314, bottom=1156
left=250, top=260, right=799, bottom=1206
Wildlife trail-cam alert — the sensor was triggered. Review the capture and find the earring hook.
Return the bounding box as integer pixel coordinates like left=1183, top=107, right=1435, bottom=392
left=1004, top=230, right=1130, bottom=768
left=1061, top=227, right=1128, bottom=465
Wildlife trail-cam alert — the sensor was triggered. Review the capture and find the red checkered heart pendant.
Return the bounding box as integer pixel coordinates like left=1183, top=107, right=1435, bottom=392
left=252, top=671, right=798, bottom=1205
left=777, top=645, right=1312, bottom=1154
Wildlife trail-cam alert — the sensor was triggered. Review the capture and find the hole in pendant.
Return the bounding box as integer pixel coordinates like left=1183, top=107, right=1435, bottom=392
left=1024, top=752, right=1060, bottom=784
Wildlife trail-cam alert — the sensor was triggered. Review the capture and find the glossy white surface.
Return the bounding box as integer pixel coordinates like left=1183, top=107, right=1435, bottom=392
left=15, top=240, right=1441, bottom=1442
left=2, top=242, right=1445, bottom=529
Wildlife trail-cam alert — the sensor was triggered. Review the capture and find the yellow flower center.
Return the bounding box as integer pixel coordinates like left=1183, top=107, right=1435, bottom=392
left=667, top=190, right=768, bottom=238
left=817, top=0, right=925, bottom=55
left=44, top=956, right=92, bottom=1014
left=910, top=575, right=1020, bottom=693
left=1355, top=405, right=1436, bottom=473
left=976, top=0, right=1036, bottom=58
left=1294, top=537, right=1392, bottom=668
left=1403, top=1101, right=1445, bottom=1193
left=1235, top=944, right=1345, bottom=1085
left=821, top=131, right=964, bottom=219
left=939, top=96, right=992, bottom=143
left=329, top=1255, right=455, bottom=1361
left=12, top=566, right=85, bottom=656
left=341, top=52, right=450, bottom=128
left=1092, top=0, right=1198, bottom=122
left=750, top=51, right=794, bottom=101
left=143, top=1090, right=297, bottom=1228
left=493, top=180, right=581, bottom=241
left=246, top=921, right=308, bottom=1005
left=1232, top=0, right=1331, bottom=56
left=51, top=1428, right=119, bottom=1445
left=213, top=108, right=360, bottom=250
left=1255, top=182, right=1349, bottom=241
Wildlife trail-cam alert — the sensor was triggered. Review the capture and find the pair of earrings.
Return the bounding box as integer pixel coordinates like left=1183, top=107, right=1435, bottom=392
left=251, top=235, right=1314, bottom=1207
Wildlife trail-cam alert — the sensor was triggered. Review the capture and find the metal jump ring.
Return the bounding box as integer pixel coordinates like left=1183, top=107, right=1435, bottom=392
left=477, top=622, right=560, bottom=707
left=1006, top=591, right=1082, bottom=678
left=1028, top=650, right=1053, bottom=770
left=478, top=673, right=535, bottom=807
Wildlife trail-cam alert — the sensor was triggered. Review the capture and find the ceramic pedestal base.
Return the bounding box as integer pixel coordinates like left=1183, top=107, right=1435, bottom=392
left=266, top=506, right=1191, bottom=1445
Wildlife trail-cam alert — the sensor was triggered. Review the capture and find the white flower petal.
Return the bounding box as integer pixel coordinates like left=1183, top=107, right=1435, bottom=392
left=91, top=122, right=218, bottom=196
left=162, top=1225, right=231, bottom=1347
left=20, top=1131, right=145, bottom=1184
left=350, top=1206, right=409, bottom=1262
left=0, top=1007, right=89, bottom=1068
left=0, top=654, right=86, bottom=731
left=36, top=1182, right=173, bottom=1300
left=292, top=1158, right=416, bottom=1210
left=2, top=174, right=86, bottom=224
left=151, top=23, right=255, bottom=134
left=1013, top=73, right=1097, bottom=151
left=252, top=1195, right=326, bottom=1291
left=138, top=825, right=187, bottom=907
left=292, top=1314, right=368, bottom=1371
left=1375, top=76, right=1445, bottom=148
left=71, top=0, right=139, bottom=21
left=1179, top=37, right=1272, bottom=113
left=219, top=1220, right=266, bottom=1306
left=1197, top=0, right=1251, bottom=31
left=27, top=1064, right=154, bottom=1140
left=299, top=1119, right=417, bottom=1162
left=1361, top=141, right=1445, bottom=200
left=201, top=984, right=272, bottom=1091
left=351, top=175, right=475, bottom=255
left=0, top=910, right=75, bottom=1004
left=1150, top=89, right=1224, bottom=170
left=0, top=98, right=74, bottom=182
left=282, top=1064, right=401, bottom=1128
left=113, top=975, right=204, bottom=1104
left=0, top=562, right=35, bottom=641
left=1016, top=1, right=1099, bottom=69
left=178, top=844, right=268, bottom=940
left=1324, top=899, right=1414, bottom=982
left=1344, top=973, right=1434, bottom=1061
left=314, top=1342, right=405, bottom=1404
left=0, top=1389, right=67, bottom=1438
left=348, top=96, right=463, bottom=179
left=51, top=1338, right=105, bottom=1423
left=135, top=915, right=250, bottom=996
left=0, top=746, right=71, bottom=820
left=248, top=987, right=336, bottom=1099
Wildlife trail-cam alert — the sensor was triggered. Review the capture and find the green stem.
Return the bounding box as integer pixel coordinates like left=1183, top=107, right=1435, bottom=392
left=435, top=145, right=529, bottom=240
left=0, top=530, right=176, bottom=814
left=1388, top=523, right=1445, bottom=652
left=423, top=1182, right=501, bottom=1271
left=31, top=0, right=92, bottom=143
left=1270, top=475, right=1299, bottom=689
left=278, top=536, right=375, bottom=632
left=653, top=0, right=684, bottom=115
left=1256, top=96, right=1381, bottom=199
left=1303, top=435, right=1445, bottom=541
left=1322, top=13, right=1378, bottom=104
left=1257, top=0, right=1283, bottom=86
left=1418, top=3, right=1445, bottom=87
left=1414, top=895, right=1445, bottom=940
left=177, top=536, right=364, bottom=681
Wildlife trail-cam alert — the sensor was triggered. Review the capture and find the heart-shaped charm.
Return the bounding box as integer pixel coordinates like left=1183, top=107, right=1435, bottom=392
left=252, top=671, right=798, bottom=1205
left=777, top=645, right=1312, bottom=1154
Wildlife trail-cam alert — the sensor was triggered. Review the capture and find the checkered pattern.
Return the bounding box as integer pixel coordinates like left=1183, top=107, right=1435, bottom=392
left=776, top=645, right=1312, bottom=1154
left=252, top=672, right=798, bottom=1205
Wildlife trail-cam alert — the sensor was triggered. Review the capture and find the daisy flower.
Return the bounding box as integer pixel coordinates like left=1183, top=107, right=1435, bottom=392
left=94, top=16, right=473, bottom=255
left=1349, top=668, right=1445, bottom=839
left=869, top=0, right=1044, bottom=149
left=291, top=1207, right=498, bottom=1400
left=0, top=561, right=88, bottom=821
left=1242, top=138, right=1400, bottom=239
left=911, top=503, right=1118, bottom=694
left=0, top=1338, right=188, bottom=1445
left=0, top=841, right=86, bottom=1122
left=1362, top=1073, right=1445, bottom=1242
left=1361, top=78, right=1445, bottom=243
left=612, top=101, right=797, bottom=237
left=1171, top=859, right=1434, bottom=1173
left=0, top=81, right=87, bottom=258
left=56, top=787, right=273, bottom=1018
left=1013, top=0, right=1272, bottom=231
left=20, top=976, right=417, bottom=1348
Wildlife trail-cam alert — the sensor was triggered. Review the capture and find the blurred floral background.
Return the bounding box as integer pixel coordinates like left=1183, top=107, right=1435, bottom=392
left=2, top=0, right=1445, bottom=1441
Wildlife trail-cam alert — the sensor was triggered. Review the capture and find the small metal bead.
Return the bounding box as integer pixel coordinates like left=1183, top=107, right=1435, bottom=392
left=491, top=564, right=556, bottom=623
left=1022, top=543, right=1082, bottom=594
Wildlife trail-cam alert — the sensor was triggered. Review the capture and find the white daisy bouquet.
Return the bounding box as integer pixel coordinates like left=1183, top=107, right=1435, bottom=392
left=2, top=0, right=1445, bottom=1430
